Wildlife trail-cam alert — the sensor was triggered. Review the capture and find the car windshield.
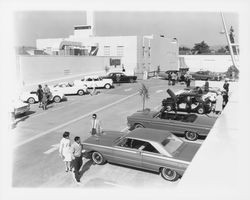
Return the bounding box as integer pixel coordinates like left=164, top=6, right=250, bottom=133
left=161, top=134, right=183, bottom=155
left=158, top=112, right=198, bottom=123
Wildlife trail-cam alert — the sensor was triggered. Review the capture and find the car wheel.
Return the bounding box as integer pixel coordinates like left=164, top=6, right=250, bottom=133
left=160, top=167, right=179, bottom=181
left=129, top=79, right=135, bottom=83
left=104, top=84, right=111, bottom=89
left=185, top=131, right=198, bottom=141
left=134, top=123, right=144, bottom=129
left=27, top=97, right=35, bottom=104
left=197, top=107, right=204, bottom=114
left=77, top=90, right=84, bottom=96
left=92, top=151, right=106, bottom=165
left=166, top=105, right=172, bottom=112
left=53, top=96, right=61, bottom=103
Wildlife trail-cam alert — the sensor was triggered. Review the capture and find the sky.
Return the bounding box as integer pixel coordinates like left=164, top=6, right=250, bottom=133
left=14, top=11, right=238, bottom=48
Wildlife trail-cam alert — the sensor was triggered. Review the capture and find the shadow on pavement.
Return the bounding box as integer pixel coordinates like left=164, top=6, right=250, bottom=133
left=79, top=159, right=93, bottom=179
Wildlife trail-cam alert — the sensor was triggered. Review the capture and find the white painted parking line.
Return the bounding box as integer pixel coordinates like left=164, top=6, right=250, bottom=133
left=14, top=92, right=139, bottom=149
left=156, top=89, right=163, bottom=93
left=124, top=88, right=132, bottom=92
left=50, top=106, right=65, bottom=112
left=120, top=127, right=129, bottom=132
left=43, top=144, right=59, bottom=154
left=153, top=105, right=161, bottom=111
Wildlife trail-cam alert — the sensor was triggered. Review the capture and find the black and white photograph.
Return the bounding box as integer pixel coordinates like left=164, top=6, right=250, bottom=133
left=0, top=0, right=250, bottom=200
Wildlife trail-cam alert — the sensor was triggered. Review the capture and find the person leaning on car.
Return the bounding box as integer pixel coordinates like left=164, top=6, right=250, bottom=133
left=71, top=136, right=83, bottom=183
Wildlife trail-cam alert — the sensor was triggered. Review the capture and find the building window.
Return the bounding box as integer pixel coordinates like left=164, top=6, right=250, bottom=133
left=117, top=46, right=124, bottom=56
left=104, top=46, right=110, bottom=56
left=142, top=46, right=145, bottom=57
left=148, top=47, right=151, bottom=57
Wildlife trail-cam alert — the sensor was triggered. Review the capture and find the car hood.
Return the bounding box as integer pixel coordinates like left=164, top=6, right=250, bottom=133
left=174, top=142, right=201, bottom=162
left=167, top=89, right=177, bottom=102
left=194, top=115, right=217, bottom=127
left=83, top=131, right=126, bottom=147
left=128, top=110, right=158, bottom=119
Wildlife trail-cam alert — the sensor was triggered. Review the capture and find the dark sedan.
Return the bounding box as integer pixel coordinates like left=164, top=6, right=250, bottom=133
left=127, top=110, right=216, bottom=141
left=82, top=128, right=201, bottom=181
left=162, top=89, right=212, bottom=114
left=102, top=72, right=137, bottom=83
left=190, top=71, right=222, bottom=81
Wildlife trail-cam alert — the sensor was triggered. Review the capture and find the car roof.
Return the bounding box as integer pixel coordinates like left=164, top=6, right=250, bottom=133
left=127, top=128, right=171, bottom=143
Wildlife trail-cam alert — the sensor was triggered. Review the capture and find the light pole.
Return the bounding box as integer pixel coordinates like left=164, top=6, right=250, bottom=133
left=220, top=12, right=238, bottom=68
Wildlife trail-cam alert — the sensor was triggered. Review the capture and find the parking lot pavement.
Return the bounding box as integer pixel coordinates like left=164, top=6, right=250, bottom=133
left=12, top=79, right=200, bottom=188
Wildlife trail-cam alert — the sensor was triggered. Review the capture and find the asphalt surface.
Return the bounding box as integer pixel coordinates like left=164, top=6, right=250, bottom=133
left=11, top=78, right=205, bottom=188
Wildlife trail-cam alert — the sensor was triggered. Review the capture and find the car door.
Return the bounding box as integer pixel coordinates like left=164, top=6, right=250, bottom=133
left=141, top=142, right=166, bottom=171
left=150, top=112, right=189, bottom=135
left=112, top=137, right=142, bottom=168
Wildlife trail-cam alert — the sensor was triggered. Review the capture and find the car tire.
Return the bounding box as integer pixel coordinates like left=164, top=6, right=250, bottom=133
left=92, top=151, right=106, bottom=165
left=27, top=97, right=35, bottom=104
left=77, top=90, right=84, bottom=96
left=104, top=84, right=111, bottom=89
left=185, top=131, right=198, bottom=141
left=160, top=167, right=179, bottom=181
left=129, top=79, right=135, bottom=83
left=134, top=123, right=144, bottom=129
left=166, top=105, right=172, bottom=112
left=53, top=96, right=61, bottom=103
left=197, top=107, right=204, bottom=114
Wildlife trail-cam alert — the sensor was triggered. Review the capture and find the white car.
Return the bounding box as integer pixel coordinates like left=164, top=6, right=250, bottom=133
left=74, top=76, right=113, bottom=89
left=11, top=100, right=30, bottom=116
left=52, top=82, right=88, bottom=96
left=20, top=90, right=66, bottom=104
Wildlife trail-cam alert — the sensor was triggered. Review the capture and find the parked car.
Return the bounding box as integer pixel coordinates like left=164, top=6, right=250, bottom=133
left=74, top=76, right=113, bottom=89
left=127, top=110, right=216, bottom=141
left=190, top=71, right=222, bottom=81
left=162, top=89, right=212, bottom=114
left=11, top=99, right=30, bottom=117
left=20, top=90, right=66, bottom=104
left=82, top=128, right=201, bottom=181
left=52, top=82, right=88, bottom=96
left=102, top=72, right=137, bottom=83
left=176, top=86, right=220, bottom=103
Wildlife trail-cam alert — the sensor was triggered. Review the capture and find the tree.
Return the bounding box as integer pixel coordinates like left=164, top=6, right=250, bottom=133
left=191, top=41, right=211, bottom=54
left=226, top=65, right=239, bottom=79
left=138, top=83, right=150, bottom=111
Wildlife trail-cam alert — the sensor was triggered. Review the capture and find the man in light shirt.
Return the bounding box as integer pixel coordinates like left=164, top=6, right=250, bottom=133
left=71, top=136, right=83, bottom=183
left=91, top=113, right=102, bottom=135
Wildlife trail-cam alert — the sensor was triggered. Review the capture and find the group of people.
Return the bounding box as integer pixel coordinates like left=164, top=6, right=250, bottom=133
left=36, top=84, right=51, bottom=110
left=210, top=79, right=230, bottom=115
left=168, top=72, right=192, bottom=87
left=59, top=114, right=102, bottom=184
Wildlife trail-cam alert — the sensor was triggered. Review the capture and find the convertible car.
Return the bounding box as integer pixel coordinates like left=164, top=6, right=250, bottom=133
left=101, top=72, right=137, bottom=83
left=127, top=110, right=216, bottom=141
left=162, top=89, right=212, bottom=114
left=82, top=128, right=201, bottom=181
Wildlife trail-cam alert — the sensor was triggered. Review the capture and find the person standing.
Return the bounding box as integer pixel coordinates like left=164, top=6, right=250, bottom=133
left=223, top=79, right=229, bottom=93
left=44, top=84, right=51, bottom=101
left=222, top=91, right=229, bottom=109
left=171, top=72, right=176, bottom=86
left=59, top=131, right=72, bottom=172
left=215, top=92, right=223, bottom=114
left=168, top=73, right=172, bottom=85
left=36, top=84, right=43, bottom=108
left=41, top=92, right=48, bottom=110
left=71, top=136, right=83, bottom=183
left=90, top=114, right=102, bottom=135
left=122, top=65, right=126, bottom=72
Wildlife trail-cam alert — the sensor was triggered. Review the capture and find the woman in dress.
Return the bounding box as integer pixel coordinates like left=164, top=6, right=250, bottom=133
left=59, top=131, right=72, bottom=172
left=215, top=91, right=223, bottom=115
